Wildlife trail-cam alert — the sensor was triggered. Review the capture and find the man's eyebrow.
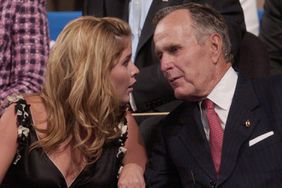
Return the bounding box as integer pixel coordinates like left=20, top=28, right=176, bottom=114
left=155, top=42, right=180, bottom=53
left=164, top=43, right=181, bottom=51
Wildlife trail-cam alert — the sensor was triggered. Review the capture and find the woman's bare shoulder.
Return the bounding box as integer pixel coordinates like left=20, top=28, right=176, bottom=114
left=24, top=95, right=48, bottom=130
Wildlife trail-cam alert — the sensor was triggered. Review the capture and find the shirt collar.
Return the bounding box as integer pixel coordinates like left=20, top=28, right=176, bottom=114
left=207, top=67, right=238, bottom=110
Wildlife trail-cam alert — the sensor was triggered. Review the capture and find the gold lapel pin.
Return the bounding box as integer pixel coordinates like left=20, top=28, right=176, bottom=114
left=245, top=120, right=251, bottom=128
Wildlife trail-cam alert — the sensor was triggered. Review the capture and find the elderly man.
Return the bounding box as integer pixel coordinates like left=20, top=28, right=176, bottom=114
left=145, top=3, right=282, bottom=188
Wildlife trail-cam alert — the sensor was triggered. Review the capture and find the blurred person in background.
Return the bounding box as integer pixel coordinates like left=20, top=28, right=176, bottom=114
left=239, top=0, right=260, bottom=36
left=0, top=0, right=50, bottom=115
left=260, top=0, right=282, bottom=75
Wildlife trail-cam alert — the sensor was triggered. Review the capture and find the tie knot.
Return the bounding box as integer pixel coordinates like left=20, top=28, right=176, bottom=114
left=202, top=99, right=215, bottom=110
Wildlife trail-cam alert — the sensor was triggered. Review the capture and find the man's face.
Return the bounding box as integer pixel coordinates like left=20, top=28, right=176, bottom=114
left=154, top=10, right=218, bottom=101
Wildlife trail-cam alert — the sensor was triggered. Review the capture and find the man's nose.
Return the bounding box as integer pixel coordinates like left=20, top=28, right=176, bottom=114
left=160, top=54, right=173, bottom=72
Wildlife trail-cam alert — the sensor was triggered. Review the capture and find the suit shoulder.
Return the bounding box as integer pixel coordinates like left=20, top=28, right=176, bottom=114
left=253, top=75, right=282, bottom=93
left=252, top=75, right=282, bottom=111
left=159, top=101, right=194, bottom=130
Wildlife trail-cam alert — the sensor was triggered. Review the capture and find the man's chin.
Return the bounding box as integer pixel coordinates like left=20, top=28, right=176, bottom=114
left=174, top=91, right=197, bottom=102
left=174, top=92, right=186, bottom=100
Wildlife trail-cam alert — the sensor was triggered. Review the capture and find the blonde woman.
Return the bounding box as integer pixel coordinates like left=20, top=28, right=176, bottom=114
left=0, top=16, right=147, bottom=187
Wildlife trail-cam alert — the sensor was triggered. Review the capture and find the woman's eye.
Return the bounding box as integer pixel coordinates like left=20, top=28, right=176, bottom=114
left=123, top=59, right=130, bottom=66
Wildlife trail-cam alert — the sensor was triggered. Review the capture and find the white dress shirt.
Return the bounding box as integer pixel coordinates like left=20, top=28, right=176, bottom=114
left=129, top=0, right=153, bottom=61
left=128, top=0, right=153, bottom=111
left=240, top=0, right=260, bottom=36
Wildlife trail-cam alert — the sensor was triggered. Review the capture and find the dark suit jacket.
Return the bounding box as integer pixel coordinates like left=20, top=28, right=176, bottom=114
left=145, top=74, right=282, bottom=188
left=84, top=0, right=245, bottom=112
left=235, top=31, right=270, bottom=79
left=259, top=0, right=282, bottom=75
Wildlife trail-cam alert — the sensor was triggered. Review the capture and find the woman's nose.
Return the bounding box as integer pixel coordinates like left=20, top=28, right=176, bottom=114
left=130, top=63, right=139, bottom=76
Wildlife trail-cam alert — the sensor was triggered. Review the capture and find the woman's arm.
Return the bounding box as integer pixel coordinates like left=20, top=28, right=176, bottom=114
left=0, top=105, right=18, bottom=183
left=118, top=111, right=147, bottom=188
left=124, top=111, right=147, bottom=168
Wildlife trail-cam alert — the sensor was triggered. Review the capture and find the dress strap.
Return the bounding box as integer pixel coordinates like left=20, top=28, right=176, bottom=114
left=116, top=115, right=128, bottom=178
left=7, top=95, right=33, bottom=165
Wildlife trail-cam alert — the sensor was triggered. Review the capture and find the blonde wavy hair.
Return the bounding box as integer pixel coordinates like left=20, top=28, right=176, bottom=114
left=36, top=16, right=131, bottom=163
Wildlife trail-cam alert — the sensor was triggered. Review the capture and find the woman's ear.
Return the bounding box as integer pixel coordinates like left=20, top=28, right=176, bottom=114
left=209, top=33, right=222, bottom=64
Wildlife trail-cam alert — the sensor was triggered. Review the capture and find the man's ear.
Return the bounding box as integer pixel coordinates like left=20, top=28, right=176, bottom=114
left=209, top=33, right=222, bottom=64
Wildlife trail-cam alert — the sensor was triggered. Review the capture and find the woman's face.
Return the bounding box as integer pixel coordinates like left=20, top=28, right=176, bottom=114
left=110, top=37, right=139, bottom=104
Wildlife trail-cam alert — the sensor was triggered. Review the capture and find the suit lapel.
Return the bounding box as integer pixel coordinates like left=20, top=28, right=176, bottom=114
left=218, top=75, right=260, bottom=184
left=177, top=102, right=216, bottom=178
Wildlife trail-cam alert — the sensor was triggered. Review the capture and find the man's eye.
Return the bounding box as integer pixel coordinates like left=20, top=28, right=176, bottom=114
left=157, top=53, right=163, bottom=60
left=169, top=46, right=179, bottom=53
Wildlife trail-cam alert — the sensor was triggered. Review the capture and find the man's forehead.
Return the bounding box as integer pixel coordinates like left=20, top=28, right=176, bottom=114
left=155, top=10, right=191, bottom=32
left=154, top=24, right=174, bottom=44
left=159, top=9, right=190, bottom=25
left=154, top=30, right=182, bottom=53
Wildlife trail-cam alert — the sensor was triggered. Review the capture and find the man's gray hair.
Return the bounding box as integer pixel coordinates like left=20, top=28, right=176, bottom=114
left=153, top=3, right=233, bottom=63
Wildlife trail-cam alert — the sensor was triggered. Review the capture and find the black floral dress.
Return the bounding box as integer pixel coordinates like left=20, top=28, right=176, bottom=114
left=1, top=96, right=128, bottom=188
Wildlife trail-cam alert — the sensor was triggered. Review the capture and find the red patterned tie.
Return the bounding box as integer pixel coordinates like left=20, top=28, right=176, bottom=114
left=203, top=99, right=223, bottom=175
